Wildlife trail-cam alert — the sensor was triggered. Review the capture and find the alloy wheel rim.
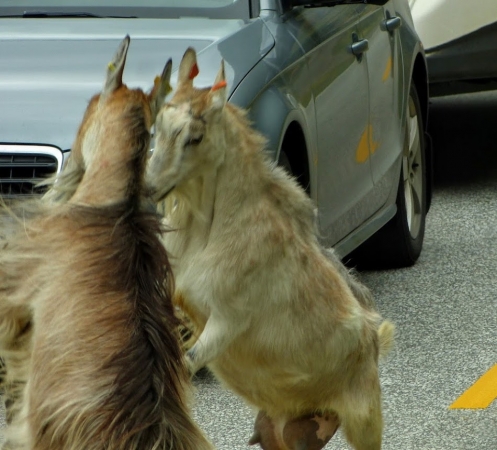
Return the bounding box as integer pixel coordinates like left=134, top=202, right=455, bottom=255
left=403, top=94, right=423, bottom=239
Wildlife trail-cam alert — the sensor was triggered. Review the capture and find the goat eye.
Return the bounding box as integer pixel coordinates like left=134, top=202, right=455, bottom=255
left=186, top=135, right=203, bottom=147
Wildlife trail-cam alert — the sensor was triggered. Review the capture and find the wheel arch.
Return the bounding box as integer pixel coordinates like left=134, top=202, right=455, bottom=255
left=411, top=53, right=429, bottom=130
left=247, top=86, right=313, bottom=196
left=279, top=121, right=311, bottom=195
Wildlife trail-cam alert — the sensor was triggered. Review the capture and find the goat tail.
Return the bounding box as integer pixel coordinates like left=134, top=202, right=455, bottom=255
left=378, top=320, right=395, bottom=359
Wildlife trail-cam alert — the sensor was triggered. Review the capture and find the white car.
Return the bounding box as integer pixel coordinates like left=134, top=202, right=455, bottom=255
left=410, top=0, right=497, bottom=96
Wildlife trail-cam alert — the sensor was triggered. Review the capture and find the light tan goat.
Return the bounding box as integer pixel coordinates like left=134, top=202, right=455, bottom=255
left=0, top=37, right=213, bottom=450
left=147, top=47, right=395, bottom=450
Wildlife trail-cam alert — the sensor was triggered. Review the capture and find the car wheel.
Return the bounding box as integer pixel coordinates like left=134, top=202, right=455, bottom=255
left=350, top=84, right=427, bottom=270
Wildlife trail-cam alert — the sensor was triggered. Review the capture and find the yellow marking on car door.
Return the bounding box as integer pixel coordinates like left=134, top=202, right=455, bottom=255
left=355, top=124, right=379, bottom=163
left=450, top=364, right=497, bottom=409
left=382, top=56, right=393, bottom=82
left=355, top=127, right=370, bottom=163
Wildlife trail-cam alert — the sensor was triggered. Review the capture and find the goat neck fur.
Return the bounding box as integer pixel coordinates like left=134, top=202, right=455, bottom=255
left=0, top=36, right=213, bottom=450
left=148, top=47, right=395, bottom=450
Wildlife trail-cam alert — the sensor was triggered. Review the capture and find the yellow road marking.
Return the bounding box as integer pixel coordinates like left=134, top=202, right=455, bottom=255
left=450, top=364, right=497, bottom=409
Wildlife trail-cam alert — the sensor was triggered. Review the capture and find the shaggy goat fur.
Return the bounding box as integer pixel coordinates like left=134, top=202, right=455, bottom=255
left=147, top=47, right=395, bottom=450
left=0, top=37, right=213, bottom=450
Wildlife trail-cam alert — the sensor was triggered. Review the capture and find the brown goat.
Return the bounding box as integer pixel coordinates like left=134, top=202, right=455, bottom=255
left=0, top=37, right=213, bottom=450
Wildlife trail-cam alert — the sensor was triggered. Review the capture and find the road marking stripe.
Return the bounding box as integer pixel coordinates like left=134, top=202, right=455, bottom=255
left=450, top=364, right=497, bottom=409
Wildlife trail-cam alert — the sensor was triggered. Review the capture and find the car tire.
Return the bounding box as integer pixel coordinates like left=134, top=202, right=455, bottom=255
left=350, top=83, right=427, bottom=270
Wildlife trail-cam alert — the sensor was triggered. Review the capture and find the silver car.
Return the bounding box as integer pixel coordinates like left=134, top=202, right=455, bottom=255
left=0, top=0, right=429, bottom=269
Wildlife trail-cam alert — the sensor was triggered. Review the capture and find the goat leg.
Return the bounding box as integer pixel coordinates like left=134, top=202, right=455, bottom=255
left=249, top=410, right=340, bottom=450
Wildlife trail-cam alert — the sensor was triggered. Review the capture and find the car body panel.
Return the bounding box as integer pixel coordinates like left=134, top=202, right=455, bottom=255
left=359, top=5, right=403, bottom=185
left=306, top=6, right=374, bottom=244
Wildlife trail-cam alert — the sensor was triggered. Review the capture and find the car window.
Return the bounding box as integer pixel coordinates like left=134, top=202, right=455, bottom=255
left=0, top=0, right=251, bottom=19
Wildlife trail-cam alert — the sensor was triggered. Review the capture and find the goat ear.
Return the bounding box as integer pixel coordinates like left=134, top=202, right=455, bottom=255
left=149, top=58, right=173, bottom=119
left=102, top=35, right=130, bottom=97
left=208, top=60, right=227, bottom=113
left=177, top=47, right=199, bottom=89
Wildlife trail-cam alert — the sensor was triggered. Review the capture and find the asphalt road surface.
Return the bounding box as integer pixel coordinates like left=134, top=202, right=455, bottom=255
left=1, top=91, right=497, bottom=449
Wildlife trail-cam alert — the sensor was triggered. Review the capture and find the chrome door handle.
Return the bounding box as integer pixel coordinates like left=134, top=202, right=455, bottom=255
left=383, top=16, right=402, bottom=32
left=351, top=35, right=369, bottom=57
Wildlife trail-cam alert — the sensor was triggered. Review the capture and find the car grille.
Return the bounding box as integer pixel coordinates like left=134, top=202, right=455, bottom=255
left=0, top=145, right=63, bottom=198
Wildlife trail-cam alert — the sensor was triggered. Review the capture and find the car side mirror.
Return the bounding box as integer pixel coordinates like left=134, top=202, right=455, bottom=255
left=291, top=0, right=389, bottom=7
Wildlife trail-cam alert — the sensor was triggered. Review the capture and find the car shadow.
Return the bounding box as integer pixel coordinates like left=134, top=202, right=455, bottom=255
left=428, top=90, right=497, bottom=188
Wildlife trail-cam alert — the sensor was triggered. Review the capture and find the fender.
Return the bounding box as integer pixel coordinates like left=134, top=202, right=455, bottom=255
left=230, top=64, right=317, bottom=197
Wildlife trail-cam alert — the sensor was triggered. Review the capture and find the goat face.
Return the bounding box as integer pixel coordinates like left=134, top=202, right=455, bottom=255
left=147, top=47, right=228, bottom=203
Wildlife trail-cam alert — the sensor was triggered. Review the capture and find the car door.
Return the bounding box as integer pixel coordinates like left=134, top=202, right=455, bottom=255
left=357, top=2, right=405, bottom=206
left=299, top=5, right=376, bottom=246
